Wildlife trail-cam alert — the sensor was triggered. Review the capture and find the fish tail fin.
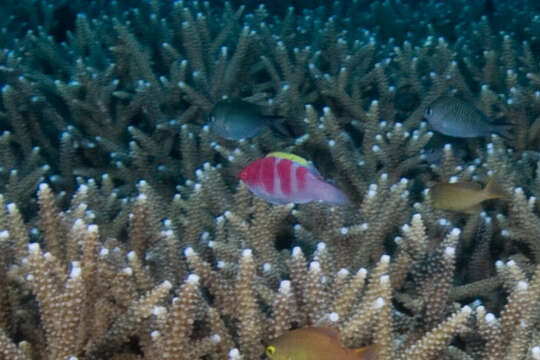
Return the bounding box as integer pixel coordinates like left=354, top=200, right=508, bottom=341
left=310, top=179, right=349, bottom=205
left=493, top=123, right=513, bottom=141
left=264, top=116, right=292, bottom=137
left=483, top=177, right=506, bottom=200
left=352, top=345, right=377, bottom=360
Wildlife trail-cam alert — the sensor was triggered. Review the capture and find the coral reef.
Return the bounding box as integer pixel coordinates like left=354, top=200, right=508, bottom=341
left=0, top=0, right=539, bottom=359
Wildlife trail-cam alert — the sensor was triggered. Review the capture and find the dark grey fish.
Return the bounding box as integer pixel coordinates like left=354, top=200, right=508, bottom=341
left=424, top=96, right=511, bottom=138
left=208, top=98, right=285, bottom=140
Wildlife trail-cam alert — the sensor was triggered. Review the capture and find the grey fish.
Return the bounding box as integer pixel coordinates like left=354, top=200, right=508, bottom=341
left=424, top=96, right=511, bottom=138
left=208, top=98, right=285, bottom=140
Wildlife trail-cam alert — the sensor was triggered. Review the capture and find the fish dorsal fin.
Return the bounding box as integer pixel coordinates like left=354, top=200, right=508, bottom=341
left=267, top=152, right=309, bottom=165
left=266, top=152, right=322, bottom=177
left=352, top=345, right=377, bottom=360
left=262, top=116, right=291, bottom=137
left=303, top=326, right=340, bottom=340
left=450, top=182, right=482, bottom=191
left=305, top=162, right=322, bottom=178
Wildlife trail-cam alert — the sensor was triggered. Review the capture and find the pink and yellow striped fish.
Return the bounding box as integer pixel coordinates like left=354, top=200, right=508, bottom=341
left=238, top=152, right=349, bottom=205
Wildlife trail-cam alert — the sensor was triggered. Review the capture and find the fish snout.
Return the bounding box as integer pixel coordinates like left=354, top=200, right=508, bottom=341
left=238, top=168, right=248, bottom=182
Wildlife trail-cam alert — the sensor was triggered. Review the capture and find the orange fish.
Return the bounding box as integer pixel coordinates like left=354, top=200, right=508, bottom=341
left=265, top=327, right=376, bottom=360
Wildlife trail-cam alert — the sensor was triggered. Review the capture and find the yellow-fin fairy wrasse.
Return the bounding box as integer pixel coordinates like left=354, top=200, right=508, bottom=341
left=238, top=153, right=348, bottom=205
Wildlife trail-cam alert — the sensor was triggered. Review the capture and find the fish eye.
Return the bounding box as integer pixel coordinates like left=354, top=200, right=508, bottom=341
left=266, top=345, right=276, bottom=356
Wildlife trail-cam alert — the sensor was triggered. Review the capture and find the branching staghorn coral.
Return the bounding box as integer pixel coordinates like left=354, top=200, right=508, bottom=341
left=1, top=183, right=539, bottom=359
left=0, top=0, right=537, bottom=204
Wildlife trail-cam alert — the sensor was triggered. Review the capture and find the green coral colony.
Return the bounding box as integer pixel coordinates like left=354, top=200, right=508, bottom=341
left=0, top=0, right=538, bottom=359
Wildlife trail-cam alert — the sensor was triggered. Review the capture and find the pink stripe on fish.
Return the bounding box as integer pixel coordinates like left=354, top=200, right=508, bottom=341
left=238, top=158, right=261, bottom=186
left=261, top=156, right=276, bottom=192
left=276, top=158, right=292, bottom=195
left=295, top=166, right=307, bottom=191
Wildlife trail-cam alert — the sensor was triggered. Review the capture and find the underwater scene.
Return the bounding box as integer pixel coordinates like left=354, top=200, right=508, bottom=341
left=0, top=0, right=539, bottom=359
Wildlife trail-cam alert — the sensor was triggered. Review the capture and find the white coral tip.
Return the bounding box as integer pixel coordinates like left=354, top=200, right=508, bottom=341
left=329, top=312, right=339, bottom=322
left=532, top=347, right=540, bottom=360
left=374, top=297, right=385, bottom=309
left=358, top=268, right=367, bottom=277
left=444, top=246, right=456, bottom=258
left=28, top=243, right=41, bottom=254
left=186, top=274, right=200, bottom=285
left=485, top=313, right=496, bottom=324
left=309, top=261, right=321, bottom=273
left=211, top=334, right=221, bottom=344
left=184, top=247, right=195, bottom=257
left=152, top=306, right=166, bottom=316
left=228, top=348, right=241, bottom=359
left=450, top=228, right=461, bottom=237
left=337, top=268, right=349, bottom=278
left=517, top=280, right=528, bottom=291
left=263, top=263, right=272, bottom=272
left=70, top=263, right=81, bottom=278
left=279, top=280, right=291, bottom=293
left=38, top=183, right=49, bottom=192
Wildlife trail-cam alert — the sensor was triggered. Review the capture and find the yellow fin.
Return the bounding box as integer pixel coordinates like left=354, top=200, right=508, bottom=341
left=266, top=152, right=323, bottom=178
left=352, top=345, right=377, bottom=360
left=266, top=152, right=309, bottom=166
left=483, top=177, right=505, bottom=200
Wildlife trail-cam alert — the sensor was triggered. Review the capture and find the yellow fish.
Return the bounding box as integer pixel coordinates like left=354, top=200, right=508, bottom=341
left=265, top=327, right=376, bottom=360
left=430, top=178, right=504, bottom=214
